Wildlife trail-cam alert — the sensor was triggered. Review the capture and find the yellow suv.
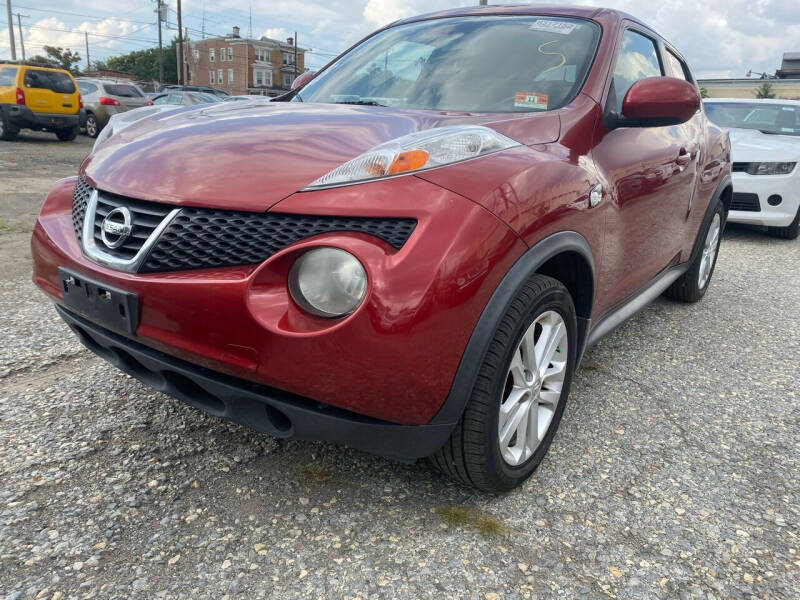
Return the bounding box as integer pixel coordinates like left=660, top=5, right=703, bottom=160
left=0, top=63, right=84, bottom=141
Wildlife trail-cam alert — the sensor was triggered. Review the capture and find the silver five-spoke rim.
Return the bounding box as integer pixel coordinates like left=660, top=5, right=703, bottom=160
left=698, top=213, right=721, bottom=289
left=86, top=116, right=97, bottom=137
left=498, top=310, right=568, bottom=466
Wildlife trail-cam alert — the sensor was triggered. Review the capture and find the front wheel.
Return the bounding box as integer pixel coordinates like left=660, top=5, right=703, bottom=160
left=85, top=113, right=99, bottom=138
left=431, top=274, right=577, bottom=492
left=663, top=202, right=724, bottom=302
left=767, top=206, right=800, bottom=240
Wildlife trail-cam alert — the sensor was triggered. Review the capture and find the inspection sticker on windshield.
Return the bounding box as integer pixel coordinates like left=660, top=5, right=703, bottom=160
left=514, top=92, right=548, bottom=110
left=528, top=19, right=577, bottom=35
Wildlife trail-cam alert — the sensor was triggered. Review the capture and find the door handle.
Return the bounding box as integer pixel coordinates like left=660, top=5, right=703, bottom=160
left=676, top=148, right=692, bottom=166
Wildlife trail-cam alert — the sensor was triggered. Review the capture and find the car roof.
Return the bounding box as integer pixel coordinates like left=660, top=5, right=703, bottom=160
left=1, top=63, right=75, bottom=75
left=393, top=4, right=647, bottom=27
left=704, top=97, right=800, bottom=106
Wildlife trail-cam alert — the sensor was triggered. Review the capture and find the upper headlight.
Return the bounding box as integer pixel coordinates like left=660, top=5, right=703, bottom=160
left=746, top=162, right=797, bottom=175
left=303, top=125, right=520, bottom=190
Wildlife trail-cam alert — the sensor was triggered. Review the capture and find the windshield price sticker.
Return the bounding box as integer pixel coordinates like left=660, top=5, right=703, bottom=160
left=528, top=20, right=577, bottom=35
left=514, top=92, right=549, bottom=110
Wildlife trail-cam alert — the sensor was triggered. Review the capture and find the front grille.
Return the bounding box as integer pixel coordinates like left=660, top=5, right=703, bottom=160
left=92, top=191, right=174, bottom=260
left=730, top=192, right=761, bottom=212
left=141, top=209, right=417, bottom=272
left=732, top=162, right=749, bottom=173
left=72, top=176, right=92, bottom=242
left=70, top=177, right=417, bottom=273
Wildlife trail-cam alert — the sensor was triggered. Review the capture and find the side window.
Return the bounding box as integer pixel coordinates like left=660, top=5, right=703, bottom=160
left=78, top=81, right=97, bottom=95
left=167, top=94, right=184, bottom=105
left=152, top=95, right=168, bottom=105
left=610, top=30, right=663, bottom=113
left=664, top=49, right=692, bottom=82
left=0, top=67, right=18, bottom=86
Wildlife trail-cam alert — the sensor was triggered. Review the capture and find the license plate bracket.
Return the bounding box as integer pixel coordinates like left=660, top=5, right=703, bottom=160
left=58, top=267, right=139, bottom=335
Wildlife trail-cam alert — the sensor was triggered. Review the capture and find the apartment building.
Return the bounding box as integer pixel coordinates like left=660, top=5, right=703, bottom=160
left=184, top=26, right=307, bottom=96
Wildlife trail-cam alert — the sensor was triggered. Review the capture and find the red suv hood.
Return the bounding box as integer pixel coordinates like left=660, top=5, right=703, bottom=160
left=82, top=102, right=558, bottom=211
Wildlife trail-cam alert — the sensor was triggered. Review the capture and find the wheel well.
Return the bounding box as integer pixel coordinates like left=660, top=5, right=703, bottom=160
left=536, top=251, right=593, bottom=319
left=719, top=184, right=732, bottom=213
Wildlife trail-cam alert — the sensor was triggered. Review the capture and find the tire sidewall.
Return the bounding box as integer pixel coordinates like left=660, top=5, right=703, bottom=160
left=485, top=283, right=578, bottom=489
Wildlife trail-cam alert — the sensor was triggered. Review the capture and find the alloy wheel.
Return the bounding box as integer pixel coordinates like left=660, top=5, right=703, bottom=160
left=86, top=116, right=97, bottom=138
left=698, top=213, right=721, bottom=289
left=498, top=310, right=568, bottom=466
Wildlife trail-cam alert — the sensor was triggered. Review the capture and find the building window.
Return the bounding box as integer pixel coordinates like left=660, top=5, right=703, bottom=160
left=188, top=70, right=193, bottom=82
left=282, top=52, right=291, bottom=65
left=227, top=47, right=233, bottom=61
left=209, top=48, right=215, bottom=62
left=254, top=70, right=263, bottom=86
left=193, top=49, right=199, bottom=61
left=219, top=47, right=225, bottom=61
left=209, top=70, right=214, bottom=84
left=283, top=73, right=291, bottom=87
left=217, top=69, right=223, bottom=85
left=227, top=68, right=234, bottom=84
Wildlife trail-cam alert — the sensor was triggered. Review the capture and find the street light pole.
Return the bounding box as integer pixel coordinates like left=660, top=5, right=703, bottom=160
left=15, top=12, right=26, bottom=61
left=156, top=0, right=164, bottom=86
left=5, top=0, right=16, bottom=61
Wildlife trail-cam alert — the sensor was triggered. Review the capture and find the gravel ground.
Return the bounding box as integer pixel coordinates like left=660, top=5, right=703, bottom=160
left=1, top=132, right=798, bottom=599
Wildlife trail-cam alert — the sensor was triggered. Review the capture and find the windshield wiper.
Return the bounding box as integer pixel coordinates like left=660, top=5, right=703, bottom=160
left=334, top=100, right=386, bottom=107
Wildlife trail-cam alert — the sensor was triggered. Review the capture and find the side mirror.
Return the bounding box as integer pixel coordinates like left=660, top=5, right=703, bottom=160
left=291, top=71, right=316, bottom=91
left=616, top=76, right=700, bottom=128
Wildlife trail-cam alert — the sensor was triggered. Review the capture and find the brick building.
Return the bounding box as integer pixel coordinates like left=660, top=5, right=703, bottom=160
left=184, top=26, right=307, bottom=96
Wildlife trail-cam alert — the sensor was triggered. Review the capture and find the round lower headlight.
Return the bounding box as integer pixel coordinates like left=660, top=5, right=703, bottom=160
left=289, top=247, right=367, bottom=318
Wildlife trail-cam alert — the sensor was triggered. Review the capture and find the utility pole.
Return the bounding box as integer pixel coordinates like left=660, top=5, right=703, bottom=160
left=176, top=0, right=183, bottom=85
left=183, top=27, right=188, bottom=84
left=15, top=12, right=26, bottom=61
left=84, top=31, right=90, bottom=73
left=5, top=0, right=16, bottom=62
left=156, top=0, right=165, bottom=86
left=293, top=31, right=298, bottom=79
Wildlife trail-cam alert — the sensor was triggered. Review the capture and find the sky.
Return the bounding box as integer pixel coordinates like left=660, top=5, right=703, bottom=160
left=1, top=0, right=798, bottom=79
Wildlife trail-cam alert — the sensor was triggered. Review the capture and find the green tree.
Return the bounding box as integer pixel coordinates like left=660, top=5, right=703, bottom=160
left=699, top=86, right=709, bottom=99
left=94, top=39, right=178, bottom=84
left=755, top=82, right=775, bottom=99
left=28, top=46, right=82, bottom=73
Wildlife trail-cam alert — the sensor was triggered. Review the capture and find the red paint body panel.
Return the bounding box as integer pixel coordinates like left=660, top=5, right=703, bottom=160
left=31, top=5, right=731, bottom=433
left=32, top=175, right=526, bottom=425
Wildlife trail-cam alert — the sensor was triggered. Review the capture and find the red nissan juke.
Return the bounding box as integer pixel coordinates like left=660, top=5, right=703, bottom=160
left=31, top=6, right=731, bottom=491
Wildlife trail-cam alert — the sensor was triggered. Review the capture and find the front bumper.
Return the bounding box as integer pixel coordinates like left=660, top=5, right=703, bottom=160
left=6, top=105, right=79, bottom=130
left=32, top=175, right=526, bottom=438
left=729, top=171, right=799, bottom=227
left=57, top=305, right=453, bottom=461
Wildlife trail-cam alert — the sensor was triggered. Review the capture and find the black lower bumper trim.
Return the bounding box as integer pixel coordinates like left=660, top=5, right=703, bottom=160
left=5, top=105, right=79, bottom=130
left=56, top=305, right=453, bottom=461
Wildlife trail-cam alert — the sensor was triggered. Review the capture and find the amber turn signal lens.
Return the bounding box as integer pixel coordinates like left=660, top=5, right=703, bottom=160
left=387, top=149, right=429, bottom=175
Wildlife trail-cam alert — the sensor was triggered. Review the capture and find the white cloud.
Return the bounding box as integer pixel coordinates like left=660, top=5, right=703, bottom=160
left=262, top=27, right=288, bottom=42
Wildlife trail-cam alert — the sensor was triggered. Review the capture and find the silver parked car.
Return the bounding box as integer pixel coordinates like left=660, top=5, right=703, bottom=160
left=149, top=91, right=221, bottom=106
left=76, top=78, right=148, bottom=138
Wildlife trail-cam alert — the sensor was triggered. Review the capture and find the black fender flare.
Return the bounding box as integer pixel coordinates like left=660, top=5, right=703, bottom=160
left=688, top=174, right=732, bottom=266
left=429, top=230, right=595, bottom=426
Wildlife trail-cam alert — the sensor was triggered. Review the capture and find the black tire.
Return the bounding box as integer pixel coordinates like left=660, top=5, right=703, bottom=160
left=0, top=111, right=18, bottom=141
left=767, top=206, right=800, bottom=240
left=85, top=113, right=99, bottom=138
left=431, top=274, right=577, bottom=492
left=663, top=202, right=725, bottom=303
left=55, top=125, right=78, bottom=142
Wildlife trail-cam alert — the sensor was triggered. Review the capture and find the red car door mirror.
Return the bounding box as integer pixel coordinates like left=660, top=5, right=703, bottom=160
left=618, top=77, right=701, bottom=127
left=291, top=71, right=316, bottom=90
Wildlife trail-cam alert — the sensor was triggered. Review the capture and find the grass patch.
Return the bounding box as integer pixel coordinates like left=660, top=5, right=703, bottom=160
left=299, top=463, right=334, bottom=484
left=0, top=218, right=30, bottom=234
left=435, top=505, right=506, bottom=537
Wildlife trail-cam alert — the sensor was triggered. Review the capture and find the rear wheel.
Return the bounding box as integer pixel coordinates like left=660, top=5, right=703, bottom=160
left=0, top=112, right=18, bottom=141
left=85, top=113, right=99, bottom=138
left=431, top=274, right=577, bottom=492
left=55, top=125, right=78, bottom=141
left=767, top=206, right=800, bottom=240
left=663, top=202, right=724, bottom=302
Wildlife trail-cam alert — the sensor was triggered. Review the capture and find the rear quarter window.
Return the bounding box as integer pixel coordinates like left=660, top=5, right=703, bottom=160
left=78, top=81, right=98, bottom=95
left=103, top=84, right=144, bottom=98
left=24, top=69, right=76, bottom=94
left=0, top=67, right=18, bottom=86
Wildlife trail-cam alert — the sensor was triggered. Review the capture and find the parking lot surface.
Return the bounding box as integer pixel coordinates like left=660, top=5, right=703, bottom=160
left=1, top=132, right=798, bottom=599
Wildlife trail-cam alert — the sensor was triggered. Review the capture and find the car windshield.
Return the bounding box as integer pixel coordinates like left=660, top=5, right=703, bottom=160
left=295, top=15, right=600, bottom=113
left=705, top=102, right=800, bottom=136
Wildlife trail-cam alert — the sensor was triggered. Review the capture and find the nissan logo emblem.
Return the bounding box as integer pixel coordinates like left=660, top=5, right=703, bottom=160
left=101, top=206, right=133, bottom=249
